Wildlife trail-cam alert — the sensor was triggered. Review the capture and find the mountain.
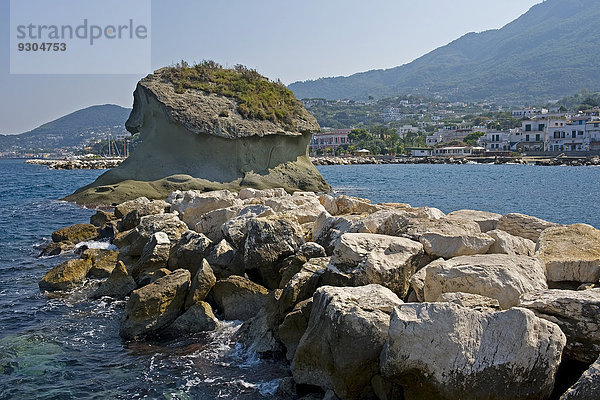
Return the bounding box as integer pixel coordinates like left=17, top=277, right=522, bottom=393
left=0, top=104, right=131, bottom=153
left=288, top=0, right=600, bottom=103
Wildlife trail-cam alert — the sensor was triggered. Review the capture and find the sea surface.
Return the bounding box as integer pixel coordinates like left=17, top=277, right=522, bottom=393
left=1, top=159, right=599, bottom=399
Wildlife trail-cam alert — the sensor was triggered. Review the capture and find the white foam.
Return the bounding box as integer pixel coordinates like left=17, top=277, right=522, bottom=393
left=75, top=241, right=117, bottom=250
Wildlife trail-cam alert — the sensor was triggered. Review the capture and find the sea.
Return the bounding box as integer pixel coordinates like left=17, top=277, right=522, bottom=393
left=0, top=159, right=599, bottom=399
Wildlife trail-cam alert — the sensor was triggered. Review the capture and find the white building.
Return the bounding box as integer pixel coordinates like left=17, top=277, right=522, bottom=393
left=397, top=125, right=420, bottom=138
left=425, top=127, right=486, bottom=147
left=432, top=146, right=480, bottom=157
left=512, top=108, right=548, bottom=117
left=481, top=131, right=511, bottom=152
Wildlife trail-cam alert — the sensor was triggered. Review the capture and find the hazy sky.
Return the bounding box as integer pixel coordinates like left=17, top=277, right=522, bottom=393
left=0, top=0, right=542, bottom=133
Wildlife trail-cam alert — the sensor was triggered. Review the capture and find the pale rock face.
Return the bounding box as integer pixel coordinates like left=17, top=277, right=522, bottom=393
left=127, top=213, right=188, bottom=256
left=312, top=212, right=363, bottom=254
left=132, top=232, right=171, bottom=279
left=239, top=187, right=288, bottom=200
left=536, top=224, right=600, bottom=283
left=167, top=190, right=243, bottom=229
left=318, top=194, right=382, bottom=216
left=419, top=230, right=494, bottom=259
left=486, top=229, right=536, bottom=256
left=167, top=231, right=213, bottom=275
left=496, top=212, right=560, bottom=242
left=380, top=303, right=566, bottom=400
left=210, top=276, right=269, bottom=321
left=243, top=217, right=305, bottom=289
left=436, top=292, right=501, bottom=312
left=292, top=285, right=403, bottom=400
left=185, top=259, right=216, bottom=309
left=120, top=199, right=170, bottom=231
left=204, top=239, right=244, bottom=279
left=519, top=288, right=600, bottom=363
left=423, top=254, right=548, bottom=309
left=408, top=267, right=427, bottom=302
left=329, top=233, right=424, bottom=297
left=559, top=355, right=600, bottom=400
left=114, top=197, right=150, bottom=219
left=263, top=193, right=326, bottom=224
left=193, top=205, right=243, bottom=242
left=120, top=269, right=191, bottom=339
left=448, top=209, right=502, bottom=232
left=221, top=204, right=275, bottom=249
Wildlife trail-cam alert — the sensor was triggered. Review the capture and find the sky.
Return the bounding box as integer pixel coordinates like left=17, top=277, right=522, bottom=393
left=0, top=0, right=542, bottom=134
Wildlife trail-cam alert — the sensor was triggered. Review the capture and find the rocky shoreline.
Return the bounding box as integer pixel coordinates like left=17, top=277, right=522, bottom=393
left=38, top=188, right=600, bottom=400
left=311, top=155, right=600, bottom=166
left=26, top=158, right=124, bottom=170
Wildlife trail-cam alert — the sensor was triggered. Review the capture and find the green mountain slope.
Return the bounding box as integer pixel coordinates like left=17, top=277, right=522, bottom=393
left=0, top=104, right=131, bottom=152
left=288, top=0, right=600, bottom=103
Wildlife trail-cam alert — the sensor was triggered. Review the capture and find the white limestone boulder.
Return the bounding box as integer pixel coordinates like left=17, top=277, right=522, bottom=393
left=448, top=209, right=502, bottom=232
left=486, top=229, right=536, bottom=256
left=167, top=189, right=243, bottom=228
left=496, top=212, right=560, bottom=242
left=423, top=254, right=548, bottom=309
left=380, top=303, right=566, bottom=400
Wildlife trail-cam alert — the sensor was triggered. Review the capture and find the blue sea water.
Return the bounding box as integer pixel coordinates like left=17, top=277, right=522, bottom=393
left=1, top=159, right=599, bottom=399
left=317, top=163, right=600, bottom=228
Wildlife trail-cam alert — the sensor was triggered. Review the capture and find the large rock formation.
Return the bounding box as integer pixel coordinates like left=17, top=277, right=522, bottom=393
left=65, top=63, right=330, bottom=205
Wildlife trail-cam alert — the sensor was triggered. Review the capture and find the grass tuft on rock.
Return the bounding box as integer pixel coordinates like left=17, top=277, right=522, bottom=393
left=165, top=60, right=303, bottom=129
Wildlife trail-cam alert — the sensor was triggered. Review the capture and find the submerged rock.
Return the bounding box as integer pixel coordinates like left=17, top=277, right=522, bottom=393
left=380, top=303, right=566, bottom=400
left=64, top=65, right=329, bottom=206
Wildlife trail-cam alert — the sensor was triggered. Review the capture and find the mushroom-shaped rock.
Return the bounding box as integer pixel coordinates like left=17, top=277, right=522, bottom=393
left=64, top=65, right=330, bottom=206
left=292, top=285, right=403, bottom=400
left=120, top=269, right=191, bottom=339
left=380, top=303, right=566, bottom=400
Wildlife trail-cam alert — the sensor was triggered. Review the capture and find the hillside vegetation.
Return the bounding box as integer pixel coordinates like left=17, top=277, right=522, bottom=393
left=165, top=61, right=304, bottom=128
left=289, top=0, right=600, bottom=103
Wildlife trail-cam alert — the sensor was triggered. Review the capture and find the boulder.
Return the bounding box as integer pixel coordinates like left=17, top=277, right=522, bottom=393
left=447, top=209, right=501, bottom=232
left=235, top=290, right=286, bottom=355
left=519, top=289, right=600, bottom=363
left=329, top=233, right=424, bottom=297
left=408, top=267, right=427, bottom=302
left=81, top=249, right=119, bottom=279
left=167, top=302, right=220, bottom=334
left=193, top=205, right=243, bottom=242
left=185, top=259, right=216, bottom=309
left=560, top=355, right=600, bottom=400
left=168, top=189, right=243, bottom=228
left=220, top=204, right=275, bottom=249
left=298, top=242, right=327, bottom=259
left=51, top=224, right=98, bottom=244
left=419, top=230, right=494, bottom=259
left=536, top=224, right=600, bottom=284
left=436, top=292, right=501, bottom=312
left=205, top=239, right=244, bottom=279
left=120, top=269, right=191, bottom=339
left=167, top=231, right=212, bottom=275
left=264, top=193, right=327, bottom=224
left=39, top=241, right=72, bottom=257
left=127, top=213, right=187, bottom=256
left=114, top=197, right=150, bottom=219
left=209, top=276, right=269, bottom=321
left=89, top=210, right=117, bottom=228
left=423, top=254, right=548, bottom=309
left=131, top=232, right=171, bottom=279
left=137, top=268, right=171, bottom=287
left=496, top=212, right=560, bottom=242
left=312, top=212, right=363, bottom=255
left=292, top=285, right=403, bottom=400
left=486, top=229, right=535, bottom=256
left=239, top=187, right=288, bottom=200
left=319, top=194, right=382, bottom=216
left=120, top=199, right=170, bottom=231
left=380, top=303, right=566, bottom=400
left=92, top=261, right=137, bottom=299
left=243, top=217, right=305, bottom=289
left=39, top=258, right=92, bottom=291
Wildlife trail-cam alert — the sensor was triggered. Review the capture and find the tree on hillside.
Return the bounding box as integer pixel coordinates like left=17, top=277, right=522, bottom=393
left=464, top=131, right=486, bottom=146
